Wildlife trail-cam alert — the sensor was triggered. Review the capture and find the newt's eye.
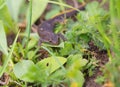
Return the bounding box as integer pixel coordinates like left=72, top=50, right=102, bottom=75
left=49, top=40, right=55, bottom=44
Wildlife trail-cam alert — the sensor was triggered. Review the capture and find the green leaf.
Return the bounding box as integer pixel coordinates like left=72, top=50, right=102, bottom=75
left=36, top=56, right=67, bottom=74
left=66, top=54, right=88, bottom=70
left=0, top=1, right=14, bottom=29
left=67, top=70, right=84, bottom=87
left=86, top=1, right=106, bottom=16
left=13, top=60, right=38, bottom=82
left=45, top=5, right=60, bottom=19
left=66, top=55, right=87, bottom=86
left=0, top=21, right=8, bottom=55
left=78, top=0, right=84, bottom=3
left=27, top=0, right=49, bottom=24
left=59, top=42, right=73, bottom=56
left=27, top=51, right=35, bottom=60
left=48, top=69, right=66, bottom=85
left=6, top=0, right=24, bottom=22
left=27, top=38, right=37, bottom=50
left=49, top=69, right=65, bottom=80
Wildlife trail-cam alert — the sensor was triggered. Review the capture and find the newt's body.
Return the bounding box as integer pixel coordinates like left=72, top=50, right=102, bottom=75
left=38, top=4, right=85, bottom=45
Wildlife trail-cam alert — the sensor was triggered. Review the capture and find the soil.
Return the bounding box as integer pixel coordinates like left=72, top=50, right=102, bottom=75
left=0, top=73, right=9, bottom=86
left=83, top=41, right=108, bottom=87
left=0, top=52, right=2, bottom=65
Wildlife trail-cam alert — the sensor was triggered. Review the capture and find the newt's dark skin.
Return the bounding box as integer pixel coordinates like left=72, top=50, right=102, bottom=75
left=38, top=4, right=85, bottom=45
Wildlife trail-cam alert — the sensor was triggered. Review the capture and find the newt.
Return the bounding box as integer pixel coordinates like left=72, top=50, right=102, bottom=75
left=38, top=3, right=86, bottom=45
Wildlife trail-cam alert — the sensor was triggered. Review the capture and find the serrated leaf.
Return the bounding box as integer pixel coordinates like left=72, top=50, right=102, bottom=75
left=27, top=0, right=49, bottom=24
left=6, top=0, right=24, bottom=22
left=86, top=1, right=106, bottom=16
left=13, top=60, right=38, bottom=82
left=36, top=56, right=67, bottom=74
left=0, top=21, right=8, bottom=55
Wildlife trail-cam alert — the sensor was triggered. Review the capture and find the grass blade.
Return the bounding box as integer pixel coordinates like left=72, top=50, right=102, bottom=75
left=27, top=0, right=49, bottom=25
left=0, top=30, right=20, bottom=77
left=0, top=20, right=8, bottom=55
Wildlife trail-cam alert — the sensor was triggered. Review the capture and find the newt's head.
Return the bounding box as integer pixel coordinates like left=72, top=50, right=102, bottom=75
left=38, top=27, right=59, bottom=45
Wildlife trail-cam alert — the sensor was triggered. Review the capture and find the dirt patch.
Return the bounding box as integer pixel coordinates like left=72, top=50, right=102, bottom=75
left=83, top=41, right=108, bottom=87
left=38, top=49, right=50, bottom=60
left=0, top=52, right=2, bottom=65
left=0, top=73, right=9, bottom=86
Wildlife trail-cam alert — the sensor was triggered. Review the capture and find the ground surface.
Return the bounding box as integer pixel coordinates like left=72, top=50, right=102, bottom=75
left=0, top=0, right=109, bottom=86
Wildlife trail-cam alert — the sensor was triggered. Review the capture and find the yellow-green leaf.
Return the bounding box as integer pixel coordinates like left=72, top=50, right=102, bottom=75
left=36, top=56, right=67, bottom=73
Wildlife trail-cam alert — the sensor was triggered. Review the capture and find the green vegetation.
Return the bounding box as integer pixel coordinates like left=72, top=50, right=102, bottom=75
left=0, top=0, right=120, bottom=87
